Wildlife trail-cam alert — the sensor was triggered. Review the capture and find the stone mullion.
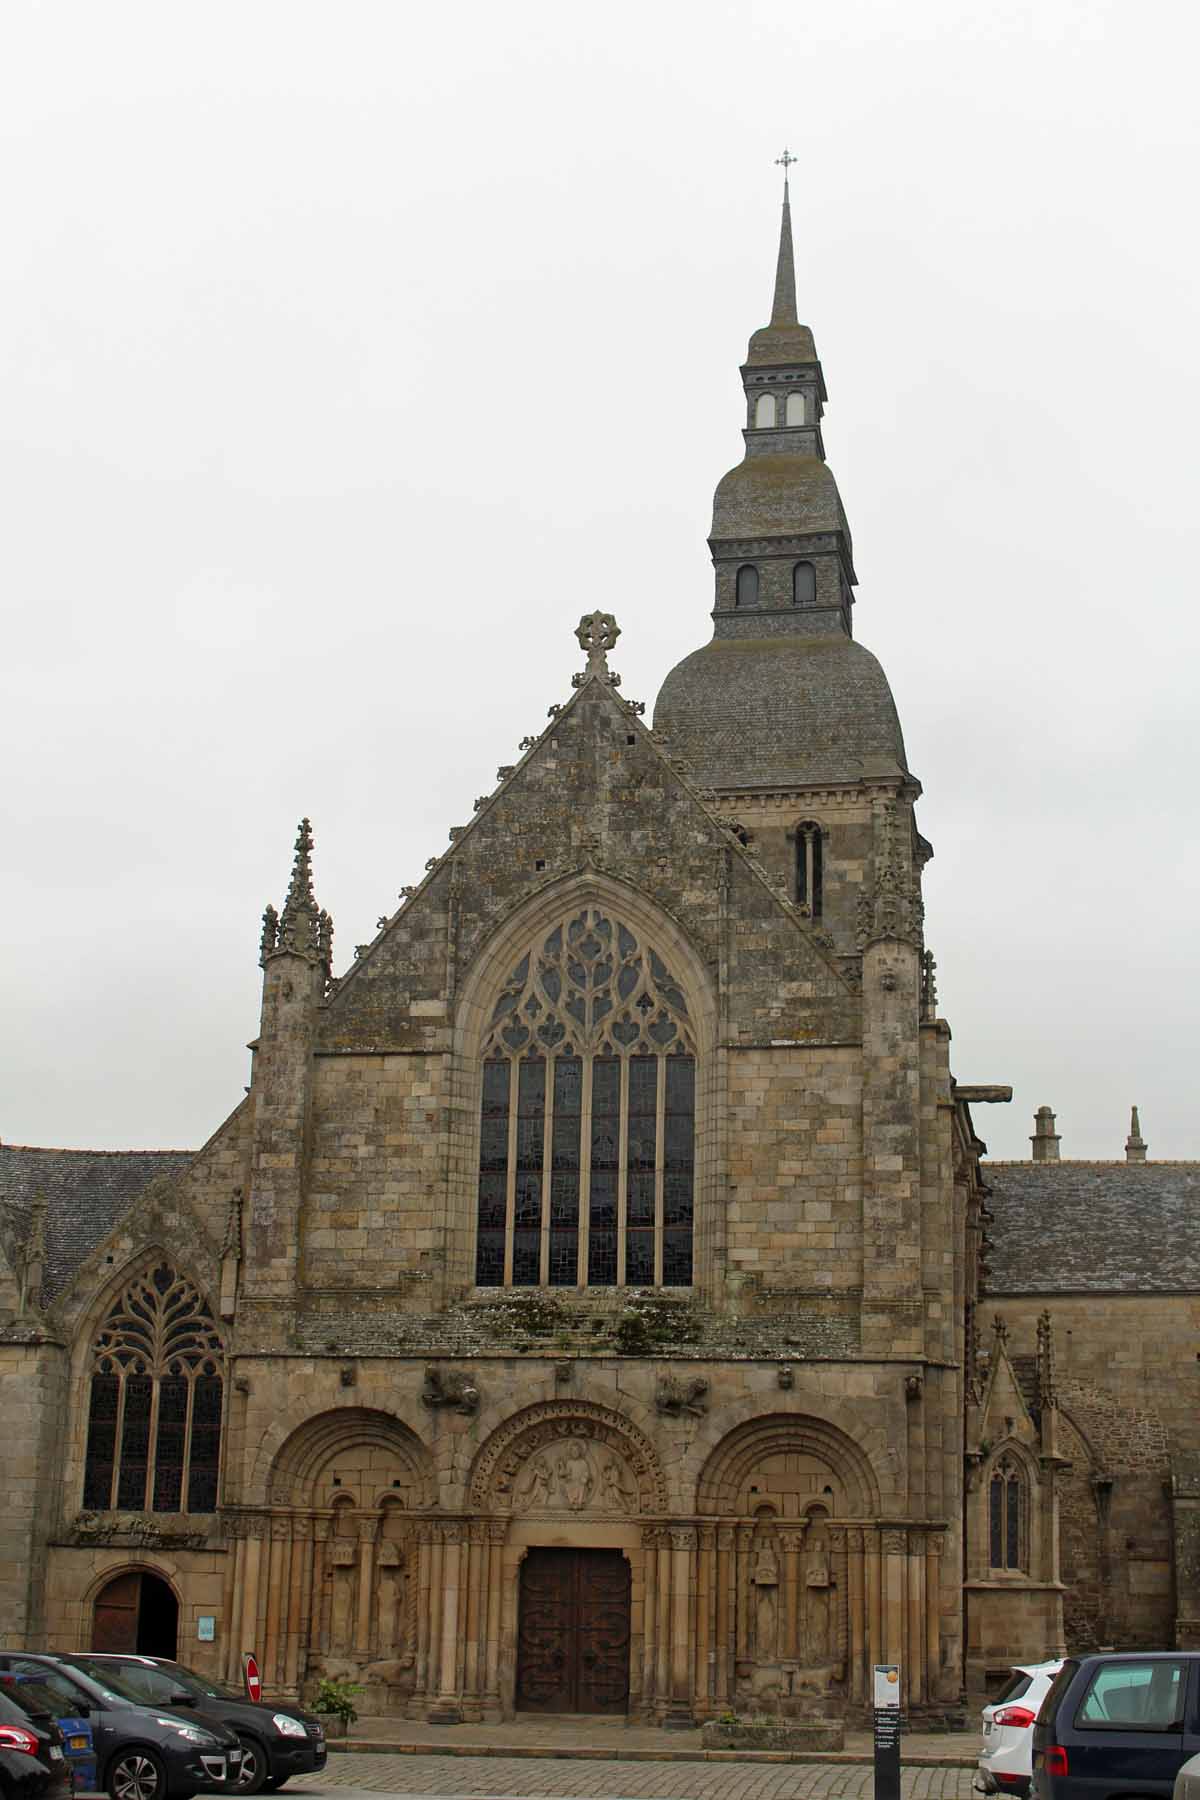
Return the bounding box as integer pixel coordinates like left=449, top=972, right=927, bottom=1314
left=617, top=1055, right=630, bottom=1287
left=578, top=1057, right=594, bottom=1285
left=502, top=1060, right=517, bottom=1286
left=653, top=1056, right=666, bottom=1286
left=539, top=1063, right=552, bottom=1286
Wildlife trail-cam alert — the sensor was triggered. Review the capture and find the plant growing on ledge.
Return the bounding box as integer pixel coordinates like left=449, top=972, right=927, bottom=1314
left=614, top=1290, right=702, bottom=1355
left=313, top=1678, right=362, bottom=1732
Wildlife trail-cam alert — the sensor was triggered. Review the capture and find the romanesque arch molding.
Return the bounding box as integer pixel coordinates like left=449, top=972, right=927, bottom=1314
left=693, top=1411, right=882, bottom=1517
left=467, top=1400, right=669, bottom=1516
left=265, top=1407, right=436, bottom=1510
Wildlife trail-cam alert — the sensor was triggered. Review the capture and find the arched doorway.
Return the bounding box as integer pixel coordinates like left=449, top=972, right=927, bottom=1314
left=92, top=1571, right=178, bottom=1657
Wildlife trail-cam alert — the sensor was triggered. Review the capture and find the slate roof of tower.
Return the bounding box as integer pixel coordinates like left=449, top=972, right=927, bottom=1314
left=0, top=1144, right=194, bottom=1306
left=655, top=633, right=909, bottom=791
left=984, top=1161, right=1200, bottom=1294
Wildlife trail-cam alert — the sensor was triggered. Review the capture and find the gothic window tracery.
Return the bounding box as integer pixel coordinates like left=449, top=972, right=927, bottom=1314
left=475, top=907, right=696, bottom=1289
left=82, top=1263, right=224, bottom=1513
left=988, top=1452, right=1027, bottom=1572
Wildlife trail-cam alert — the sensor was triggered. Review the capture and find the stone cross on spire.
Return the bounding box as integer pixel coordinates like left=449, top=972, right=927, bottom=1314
left=771, top=150, right=798, bottom=325
left=575, top=611, right=621, bottom=680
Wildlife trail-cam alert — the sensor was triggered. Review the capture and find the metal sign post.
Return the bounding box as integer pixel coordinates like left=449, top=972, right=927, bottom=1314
left=873, top=1663, right=901, bottom=1800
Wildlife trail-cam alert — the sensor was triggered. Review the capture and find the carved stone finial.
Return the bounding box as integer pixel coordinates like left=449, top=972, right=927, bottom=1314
left=921, top=949, right=938, bottom=1021
left=1037, top=1309, right=1058, bottom=1409
left=264, top=818, right=333, bottom=981
left=1125, top=1105, right=1148, bottom=1163
left=574, top=611, right=621, bottom=679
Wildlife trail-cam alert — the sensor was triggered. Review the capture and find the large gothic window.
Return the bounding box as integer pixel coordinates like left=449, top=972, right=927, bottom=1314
left=475, top=907, right=696, bottom=1289
left=82, top=1264, right=225, bottom=1513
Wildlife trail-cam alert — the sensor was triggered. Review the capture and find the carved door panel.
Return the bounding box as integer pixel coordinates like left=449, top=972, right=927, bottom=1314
left=516, top=1549, right=630, bottom=1715
left=92, top=1572, right=140, bottom=1651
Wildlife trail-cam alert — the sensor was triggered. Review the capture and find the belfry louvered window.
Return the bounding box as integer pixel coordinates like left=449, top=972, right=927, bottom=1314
left=82, top=1264, right=224, bottom=1513
left=475, top=908, right=696, bottom=1289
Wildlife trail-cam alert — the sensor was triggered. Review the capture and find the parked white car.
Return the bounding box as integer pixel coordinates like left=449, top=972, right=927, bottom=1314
left=1175, top=1751, right=1200, bottom=1800
left=977, top=1660, right=1064, bottom=1798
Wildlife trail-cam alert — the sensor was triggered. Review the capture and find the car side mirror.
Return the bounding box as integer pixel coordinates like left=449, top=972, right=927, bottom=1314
left=73, top=1703, right=91, bottom=1717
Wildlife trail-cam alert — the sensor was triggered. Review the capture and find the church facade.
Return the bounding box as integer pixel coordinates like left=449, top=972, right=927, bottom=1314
left=2, top=190, right=1195, bottom=1723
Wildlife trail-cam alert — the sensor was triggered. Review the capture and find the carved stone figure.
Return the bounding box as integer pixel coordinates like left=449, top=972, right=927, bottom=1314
left=558, top=1446, right=593, bottom=1511
left=655, top=1374, right=709, bottom=1418
left=421, top=1367, right=480, bottom=1415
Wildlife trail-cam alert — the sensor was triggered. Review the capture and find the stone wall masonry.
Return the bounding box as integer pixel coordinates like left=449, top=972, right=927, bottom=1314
left=0, top=1339, right=68, bottom=1645
left=318, top=678, right=859, bottom=1057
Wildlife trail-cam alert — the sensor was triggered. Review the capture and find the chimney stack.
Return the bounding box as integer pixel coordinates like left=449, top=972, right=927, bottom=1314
left=1031, top=1105, right=1061, bottom=1162
left=1125, top=1106, right=1147, bottom=1163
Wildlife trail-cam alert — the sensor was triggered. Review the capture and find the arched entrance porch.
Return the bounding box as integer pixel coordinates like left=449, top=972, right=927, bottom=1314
left=92, top=1570, right=178, bottom=1657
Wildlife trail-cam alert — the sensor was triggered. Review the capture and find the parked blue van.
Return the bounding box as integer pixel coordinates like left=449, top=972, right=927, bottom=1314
left=0, top=1671, right=96, bottom=1792
left=1033, top=1653, right=1200, bottom=1800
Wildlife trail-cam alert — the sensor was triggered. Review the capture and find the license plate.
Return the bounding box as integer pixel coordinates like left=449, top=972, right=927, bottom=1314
left=229, top=1752, right=242, bottom=1763
left=49, top=1748, right=63, bottom=1761
left=69, top=1738, right=89, bottom=1750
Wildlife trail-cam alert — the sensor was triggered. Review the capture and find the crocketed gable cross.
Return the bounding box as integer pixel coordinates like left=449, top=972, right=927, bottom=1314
left=574, top=610, right=621, bottom=677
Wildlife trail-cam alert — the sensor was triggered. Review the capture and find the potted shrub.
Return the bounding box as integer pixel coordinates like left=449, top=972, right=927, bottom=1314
left=313, top=1678, right=363, bottom=1741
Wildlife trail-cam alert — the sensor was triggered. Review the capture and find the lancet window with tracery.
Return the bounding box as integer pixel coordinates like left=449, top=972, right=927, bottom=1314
left=81, top=1264, right=225, bottom=1513
left=475, top=907, right=697, bottom=1289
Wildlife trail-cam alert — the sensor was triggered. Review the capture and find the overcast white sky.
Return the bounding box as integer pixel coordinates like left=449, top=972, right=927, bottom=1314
left=2, top=0, right=1197, bottom=1162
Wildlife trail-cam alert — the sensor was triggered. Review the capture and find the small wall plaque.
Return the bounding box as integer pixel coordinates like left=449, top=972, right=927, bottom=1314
left=197, top=1616, right=215, bottom=1642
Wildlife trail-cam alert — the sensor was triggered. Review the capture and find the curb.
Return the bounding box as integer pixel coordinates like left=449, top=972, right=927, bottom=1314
left=329, top=1741, right=975, bottom=1768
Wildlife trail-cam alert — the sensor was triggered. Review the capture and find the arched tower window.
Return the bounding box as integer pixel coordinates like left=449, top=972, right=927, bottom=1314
left=988, top=1453, right=1027, bottom=1572
left=735, top=565, right=759, bottom=608
left=82, top=1263, right=224, bottom=1513
left=785, top=391, right=806, bottom=426
left=793, top=561, right=817, bottom=606
left=795, top=821, right=823, bottom=919
left=475, top=907, right=696, bottom=1290
left=754, top=393, right=776, bottom=428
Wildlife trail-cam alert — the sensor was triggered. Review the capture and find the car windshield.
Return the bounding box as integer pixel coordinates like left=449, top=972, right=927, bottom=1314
left=70, top=1658, right=243, bottom=1705
left=0, top=1677, right=64, bottom=1719
left=992, top=1672, right=1033, bottom=1704
left=55, top=1663, right=156, bottom=1707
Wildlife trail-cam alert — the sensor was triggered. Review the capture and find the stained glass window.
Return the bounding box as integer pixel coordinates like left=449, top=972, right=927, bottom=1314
left=474, top=908, right=697, bottom=1289
left=988, top=1454, right=1026, bottom=1572
left=81, top=1265, right=225, bottom=1514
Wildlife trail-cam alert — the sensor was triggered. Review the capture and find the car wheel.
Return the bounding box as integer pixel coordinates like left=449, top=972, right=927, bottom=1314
left=108, top=1749, right=169, bottom=1800
left=232, top=1737, right=269, bottom=1795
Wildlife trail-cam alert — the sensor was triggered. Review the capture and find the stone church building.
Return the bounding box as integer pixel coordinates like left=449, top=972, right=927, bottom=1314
left=2, top=187, right=1197, bottom=1721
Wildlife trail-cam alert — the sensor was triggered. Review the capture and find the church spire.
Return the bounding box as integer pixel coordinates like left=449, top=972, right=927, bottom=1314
left=260, top=817, right=333, bottom=978
left=771, top=151, right=798, bottom=325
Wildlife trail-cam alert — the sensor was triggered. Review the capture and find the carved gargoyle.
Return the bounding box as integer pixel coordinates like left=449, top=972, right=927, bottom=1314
left=421, top=1366, right=480, bottom=1416
left=655, top=1374, right=709, bottom=1419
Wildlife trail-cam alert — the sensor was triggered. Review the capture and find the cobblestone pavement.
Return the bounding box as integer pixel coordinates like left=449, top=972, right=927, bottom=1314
left=287, top=1753, right=977, bottom=1799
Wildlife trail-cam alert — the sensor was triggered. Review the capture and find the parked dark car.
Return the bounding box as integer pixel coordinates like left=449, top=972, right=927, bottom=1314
left=0, top=1672, right=94, bottom=1792
left=1033, top=1652, right=1200, bottom=1800
left=60, top=1658, right=326, bottom=1794
left=0, top=1655, right=240, bottom=1800
left=0, top=1682, right=71, bottom=1800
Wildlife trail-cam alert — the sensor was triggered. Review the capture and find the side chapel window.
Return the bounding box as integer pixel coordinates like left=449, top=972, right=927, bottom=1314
left=82, top=1264, right=224, bottom=1513
left=795, top=820, right=823, bottom=918
left=989, top=1452, right=1026, bottom=1572
left=475, top=908, right=696, bottom=1290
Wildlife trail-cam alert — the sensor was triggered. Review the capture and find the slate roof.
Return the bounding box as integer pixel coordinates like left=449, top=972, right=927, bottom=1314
left=984, top=1161, right=1200, bottom=1294
left=0, top=1145, right=194, bottom=1307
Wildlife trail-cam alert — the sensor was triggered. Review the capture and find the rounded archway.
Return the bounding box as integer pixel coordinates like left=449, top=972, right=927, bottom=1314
left=92, top=1570, right=178, bottom=1656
